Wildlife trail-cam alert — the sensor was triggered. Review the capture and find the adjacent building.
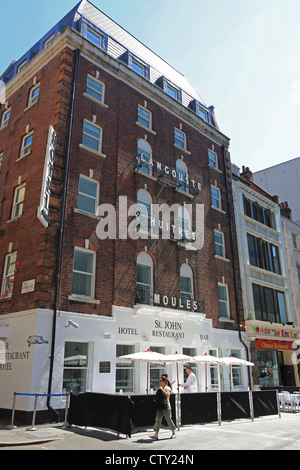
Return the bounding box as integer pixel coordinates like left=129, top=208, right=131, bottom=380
left=0, top=1, right=247, bottom=420
left=253, top=158, right=300, bottom=225
left=232, top=165, right=300, bottom=389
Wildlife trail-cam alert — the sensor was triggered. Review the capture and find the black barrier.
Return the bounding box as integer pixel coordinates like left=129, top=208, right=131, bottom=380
left=252, top=390, right=278, bottom=418
left=220, top=392, right=251, bottom=421
left=130, top=393, right=175, bottom=428
left=69, top=393, right=133, bottom=437
left=181, top=393, right=218, bottom=425
left=68, top=390, right=279, bottom=436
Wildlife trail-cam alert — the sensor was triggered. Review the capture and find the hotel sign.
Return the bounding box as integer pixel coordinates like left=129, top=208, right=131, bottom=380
left=37, top=126, right=57, bottom=227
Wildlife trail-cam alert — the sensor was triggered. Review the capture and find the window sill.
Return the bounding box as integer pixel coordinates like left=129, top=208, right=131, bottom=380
left=79, top=143, right=106, bottom=159
left=215, top=255, right=230, bottom=262
left=83, top=92, right=109, bottom=109
left=173, top=143, right=191, bottom=155
left=135, top=121, right=156, bottom=135
left=208, top=164, right=222, bottom=174
left=7, top=215, right=23, bottom=224
left=24, top=100, right=38, bottom=113
left=16, top=152, right=31, bottom=163
left=68, top=295, right=100, bottom=305
left=211, top=205, right=226, bottom=215
left=74, top=208, right=101, bottom=220
left=219, top=317, right=234, bottom=323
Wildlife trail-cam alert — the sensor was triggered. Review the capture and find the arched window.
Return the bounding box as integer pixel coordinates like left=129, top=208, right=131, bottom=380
left=137, top=189, right=152, bottom=232
left=136, top=252, right=153, bottom=305
left=176, top=159, right=189, bottom=193
left=177, top=205, right=192, bottom=243
left=180, top=263, right=194, bottom=310
left=137, top=139, right=153, bottom=175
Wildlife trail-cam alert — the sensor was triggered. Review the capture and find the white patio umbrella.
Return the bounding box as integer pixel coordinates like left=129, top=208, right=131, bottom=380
left=193, top=353, right=223, bottom=392
left=164, top=352, right=197, bottom=430
left=218, top=356, right=254, bottom=392
left=118, top=349, right=167, bottom=394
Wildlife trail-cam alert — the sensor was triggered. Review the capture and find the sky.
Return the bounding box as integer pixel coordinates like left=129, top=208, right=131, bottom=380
left=1, top=0, right=299, bottom=172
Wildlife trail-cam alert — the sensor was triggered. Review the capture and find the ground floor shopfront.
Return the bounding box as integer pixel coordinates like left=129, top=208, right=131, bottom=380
left=246, top=320, right=300, bottom=390
left=0, top=306, right=251, bottom=416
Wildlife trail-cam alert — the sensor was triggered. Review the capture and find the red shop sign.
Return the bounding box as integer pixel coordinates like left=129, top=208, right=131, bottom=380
left=255, top=339, right=295, bottom=351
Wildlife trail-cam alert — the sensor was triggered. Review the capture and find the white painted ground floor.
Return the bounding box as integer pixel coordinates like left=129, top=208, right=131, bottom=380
left=0, top=306, right=250, bottom=414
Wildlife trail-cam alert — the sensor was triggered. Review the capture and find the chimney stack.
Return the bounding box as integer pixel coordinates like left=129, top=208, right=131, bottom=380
left=240, top=166, right=253, bottom=182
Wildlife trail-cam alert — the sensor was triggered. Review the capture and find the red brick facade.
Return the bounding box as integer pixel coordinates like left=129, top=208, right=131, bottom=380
left=0, top=38, right=243, bottom=331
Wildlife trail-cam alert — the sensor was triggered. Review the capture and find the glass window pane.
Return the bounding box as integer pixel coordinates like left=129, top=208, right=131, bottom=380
left=132, top=59, right=144, bottom=76
left=74, top=250, right=94, bottom=274
left=137, top=264, right=151, bottom=285
left=72, top=272, right=92, bottom=297
left=87, top=28, right=101, bottom=47
left=84, top=121, right=100, bottom=140
left=79, top=177, right=97, bottom=198
left=181, top=276, right=191, bottom=293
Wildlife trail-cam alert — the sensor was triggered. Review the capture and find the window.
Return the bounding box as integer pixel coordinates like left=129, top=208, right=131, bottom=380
left=180, top=264, right=193, bottom=310
left=87, top=27, right=103, bottom=48
left=177, top=205, right=192, bottom=244
left=136, top=252, right=153, bottom=305
left=231, top=350, right=243, bottom=388
left=63, top=342, right=89, bottom=394
left=18, top=60, right=27, bottom=73
left=174, top=128, right=186, bottom=150
left=211, top=185, right=221, bottom=210
left=137, top=189, right=152, bottom=233
left=20, top=132, right=33, bottom=158
left=137, top=105, right=152, bottom=129
left=11, top=184, right=26, bottom=219
left=28, top=84, right=40, bottom=107
left=150, top=346, right=166, bottom=391
left=297, top=264, right=300, bottom=285
left=247, top=233, right=281, bottom=274
left=86, top=75, right=104, bottom=103
left=1, top=252, right=17, bottom=300
left=292, top=233, right=298, bottom=249
left=218, top=283, right=230, bottom=318
left=0, top=152, right=3, bottom=171
left=44, top=34, right=54, bottom=48
left=137, top=139, right=152, bottom=175
left=77, top=175, right=99, bottom=215
left=132, top=58, right=145, bottom=77
left=198, top=107, right=208, bottom=121
left=252, top=283, right=287, bottom=324
left=243, top=195, right=275, bottom=229
left=1, top=108, right=10, bottom=129
left=116, top=344, right=135, bottom=393
left=176, top=159, right=189, bottom=193
left=208, top=150, right=218, bottom=168
left=82, top=120, right=102, bottom=153
left=214, top=230, right=225, bottom=258
left=71, top=248, right=95, bottom=299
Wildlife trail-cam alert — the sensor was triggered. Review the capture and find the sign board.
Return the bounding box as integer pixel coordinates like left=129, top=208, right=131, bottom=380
left=37, top=125, right=57, bottom=227
left=255, top=339, right=295, bottom=351
left=21, top=279, right=35, bottom=294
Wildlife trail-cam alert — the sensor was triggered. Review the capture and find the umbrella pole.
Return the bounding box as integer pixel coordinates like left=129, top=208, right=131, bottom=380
left=146, top=362, right=149, bottom=395
left=176, top=362, right=180, bottom=431
left=230, top=365, right=232, bottom=392
left=205, top=363, right=207, bottom=392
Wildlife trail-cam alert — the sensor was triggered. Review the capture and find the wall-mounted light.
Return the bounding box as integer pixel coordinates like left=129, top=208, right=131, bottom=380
left=65, top=320, right=79, bottom=329
left=104, top=333, right=111, bottom=339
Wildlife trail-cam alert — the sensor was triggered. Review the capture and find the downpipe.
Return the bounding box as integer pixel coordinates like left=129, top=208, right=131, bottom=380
left=222, top=146, right=252, bottom=390
left=47, top=49, right=80, bottom=419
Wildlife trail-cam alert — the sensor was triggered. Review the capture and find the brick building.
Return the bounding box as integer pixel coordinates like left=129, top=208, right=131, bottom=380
left=232, top=165, right=300, bottom=389
left=0, top=1, right=247, bottom=419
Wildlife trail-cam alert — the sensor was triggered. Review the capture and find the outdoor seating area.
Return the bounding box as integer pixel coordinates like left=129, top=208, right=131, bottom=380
left=278, top=391, right=300, bottom=413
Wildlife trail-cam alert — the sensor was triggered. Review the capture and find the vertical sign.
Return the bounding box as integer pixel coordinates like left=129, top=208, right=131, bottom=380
left=37, top=126, right=57, bottom=227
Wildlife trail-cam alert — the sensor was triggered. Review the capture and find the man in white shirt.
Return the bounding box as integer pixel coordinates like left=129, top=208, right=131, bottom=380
left=182, top=365, right=197, bottom=393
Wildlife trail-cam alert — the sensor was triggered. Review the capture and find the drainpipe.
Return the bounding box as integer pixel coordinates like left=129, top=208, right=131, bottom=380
left=47, top=49, right=80, bottom=419
left=222, top=146, right=252, bottom=390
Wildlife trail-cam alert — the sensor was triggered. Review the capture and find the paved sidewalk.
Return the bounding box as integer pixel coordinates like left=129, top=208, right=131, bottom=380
left=1, top=412, right=300, bottom=450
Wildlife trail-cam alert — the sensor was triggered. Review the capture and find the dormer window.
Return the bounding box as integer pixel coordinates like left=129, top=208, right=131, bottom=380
left=87, top=27, right=103, bottom=48
left=132, top=58, right=145, bottom=77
